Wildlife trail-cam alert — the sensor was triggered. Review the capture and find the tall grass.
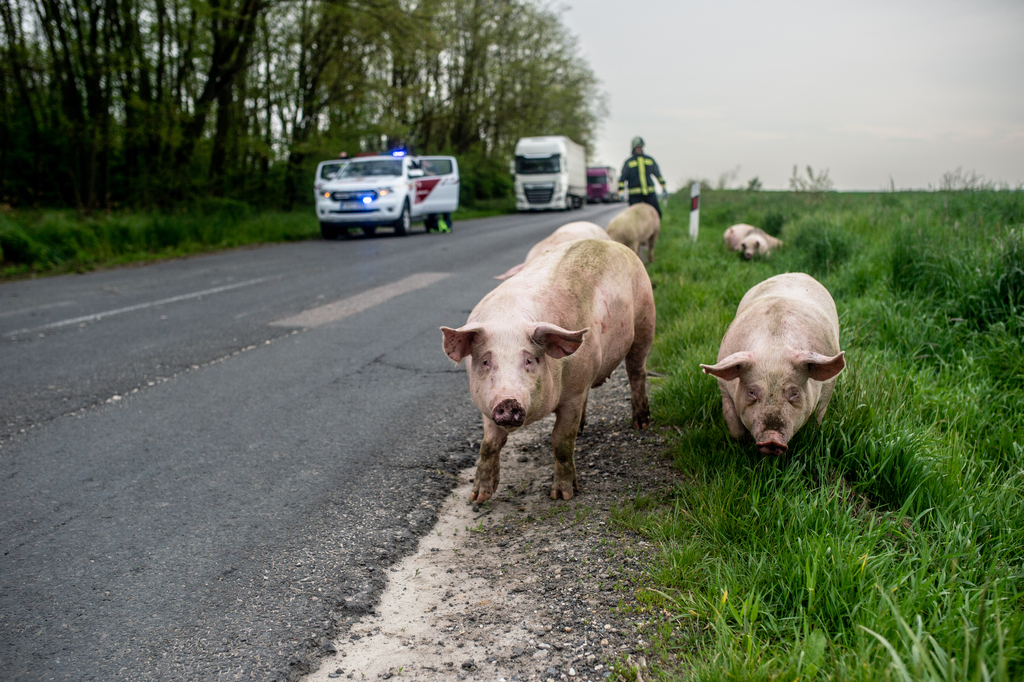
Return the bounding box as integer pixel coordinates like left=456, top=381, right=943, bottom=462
left=0, top=199, right=319, bottom=279
left=616, top=190, right=1024, bottom=680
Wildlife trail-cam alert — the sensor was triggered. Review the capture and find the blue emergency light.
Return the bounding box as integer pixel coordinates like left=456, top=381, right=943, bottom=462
left=391, top=150, right=406, bottom=157
left=362, top=196, right=373, bottom=204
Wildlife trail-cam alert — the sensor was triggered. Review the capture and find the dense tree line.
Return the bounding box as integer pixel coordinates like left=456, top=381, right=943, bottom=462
left=0, top=0, right=605, bottom=210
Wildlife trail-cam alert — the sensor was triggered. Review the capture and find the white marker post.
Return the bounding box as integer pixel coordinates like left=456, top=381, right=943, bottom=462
left=689, top=182, right=700, bottom=241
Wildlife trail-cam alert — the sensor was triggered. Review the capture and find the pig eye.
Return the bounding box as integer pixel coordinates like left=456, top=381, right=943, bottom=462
left=481, top=358, right=490, bottom=369
left=524, top=357, right=533, bottom=366
left=746, top=389, right=758, bottom=402
left=787, top=389, right=800, bottom=403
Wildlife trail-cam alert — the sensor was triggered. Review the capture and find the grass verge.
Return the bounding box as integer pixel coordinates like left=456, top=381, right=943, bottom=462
left=0, top=199, right=319, bottom=280
left=613, top=190, right=1024, bottom=681
left=0, top=196, right=514, bottom=281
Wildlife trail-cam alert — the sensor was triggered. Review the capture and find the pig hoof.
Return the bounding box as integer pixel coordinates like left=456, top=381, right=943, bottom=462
left=550, top=487, right=574, bottom=501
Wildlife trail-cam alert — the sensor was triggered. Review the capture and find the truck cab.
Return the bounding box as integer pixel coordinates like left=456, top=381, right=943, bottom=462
left=512, top=136, right=587, bottom=211
left=314, top=152, right=459, bottom=238
left=587, top=166, right=621, bottom=203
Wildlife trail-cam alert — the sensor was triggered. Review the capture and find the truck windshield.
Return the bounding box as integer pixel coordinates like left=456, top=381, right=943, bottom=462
left=516, top=155, right=561, bottom=174
left=338, top=159, right=403, bottom=178
left=587, top=174, right=608, bottom=185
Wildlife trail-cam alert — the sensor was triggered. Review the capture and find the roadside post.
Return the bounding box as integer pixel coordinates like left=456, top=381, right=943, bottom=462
left=689, top=182, right=700, bottom=241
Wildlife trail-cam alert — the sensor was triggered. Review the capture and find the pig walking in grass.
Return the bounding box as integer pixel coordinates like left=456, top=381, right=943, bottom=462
left=723, top=224, right=784, bottom=260
left=442, top=239, right=655, bottom=502
left=606, top=203, right=660, bottom=263
left=495, top=221, right=610, bottom=280
left=701, top=273, right=845, bottom=455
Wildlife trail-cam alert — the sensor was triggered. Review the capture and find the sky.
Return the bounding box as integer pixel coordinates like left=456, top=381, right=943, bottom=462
left=560, top=0, right=1024, bottom=191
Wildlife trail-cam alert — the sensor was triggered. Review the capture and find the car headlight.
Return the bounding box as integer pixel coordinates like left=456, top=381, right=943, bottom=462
left=320, top=191, right=332, bottom=199
left=377, top=187, right=393, bottom=197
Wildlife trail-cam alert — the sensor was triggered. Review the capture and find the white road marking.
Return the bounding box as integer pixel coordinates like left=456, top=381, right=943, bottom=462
left=270, top=272, right=450, bottom=328
left=5, top=277, right=274, bottom=336
left=0, top=300, right=75, bottom=319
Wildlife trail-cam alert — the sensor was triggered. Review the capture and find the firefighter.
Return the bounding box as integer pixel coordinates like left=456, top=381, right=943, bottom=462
left=618, top=136, right=667, bottom=217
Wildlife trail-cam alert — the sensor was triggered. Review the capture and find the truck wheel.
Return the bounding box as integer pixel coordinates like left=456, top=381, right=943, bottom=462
left=393, top=201, right=411, bottom=235
left=320, top=222, right=338, bottom=240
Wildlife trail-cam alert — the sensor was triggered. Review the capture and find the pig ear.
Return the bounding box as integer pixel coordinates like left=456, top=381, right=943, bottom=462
left=793, top=350, right=846, bottom=381
left=700, top=352, right=753, bottom=381
left=441, top=324, right=486, bottom=363
left=532, top=323, right=588, bottom=359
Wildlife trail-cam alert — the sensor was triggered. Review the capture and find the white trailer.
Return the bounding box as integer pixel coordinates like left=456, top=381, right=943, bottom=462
left=512, top=136, right=587, bottom=211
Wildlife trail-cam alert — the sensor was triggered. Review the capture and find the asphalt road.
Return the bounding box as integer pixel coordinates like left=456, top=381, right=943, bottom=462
left=0, top=203, right=627, bottom=681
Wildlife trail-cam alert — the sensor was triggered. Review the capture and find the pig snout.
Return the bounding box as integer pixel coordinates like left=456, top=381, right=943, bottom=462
left=492, top=398, right=526, bottom=428
left=756, top=434, right=789, bottom=456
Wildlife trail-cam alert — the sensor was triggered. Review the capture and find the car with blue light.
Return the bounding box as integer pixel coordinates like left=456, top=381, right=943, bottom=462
left=314, top=152, right=460, bottom=239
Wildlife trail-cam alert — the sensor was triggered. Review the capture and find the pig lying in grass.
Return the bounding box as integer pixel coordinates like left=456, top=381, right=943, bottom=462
left=606, top=203, right=660, bottom=263
left=442, top=239, right=655, bottom=502
left=495, top=221, right=610, bottom=280
left=701, top=273, right=845, bottom=455
left=723, top=224, right=784, bottom=260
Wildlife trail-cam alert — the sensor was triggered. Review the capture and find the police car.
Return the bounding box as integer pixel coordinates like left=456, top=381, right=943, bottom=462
left=314, top=151, right=460, bottom=238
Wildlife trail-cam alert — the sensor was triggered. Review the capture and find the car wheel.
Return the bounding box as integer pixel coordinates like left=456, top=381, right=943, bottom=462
left=320, top=222, right=337, bottom=240
left=393, top=201, right=411, bottom=235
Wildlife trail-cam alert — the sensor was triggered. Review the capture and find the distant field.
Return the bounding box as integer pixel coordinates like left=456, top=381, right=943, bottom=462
left=621, top=190, right=1023, bottom=680
left=0, top=200, right=514, bottom=280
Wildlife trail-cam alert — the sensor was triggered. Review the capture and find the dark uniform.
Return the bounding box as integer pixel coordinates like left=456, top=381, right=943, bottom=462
left=619, top=145, right=666, bottom=217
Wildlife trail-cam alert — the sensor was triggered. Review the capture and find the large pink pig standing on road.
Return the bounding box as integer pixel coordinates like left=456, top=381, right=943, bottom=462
left=701, top=273, right=845, bottom=455
left=494, top=221, right=610, bottom=280
left=442, top=240, right=656, bottom=502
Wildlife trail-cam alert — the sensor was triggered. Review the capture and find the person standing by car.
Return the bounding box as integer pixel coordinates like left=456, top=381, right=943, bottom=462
left=618, top=136, right=668, bottom=217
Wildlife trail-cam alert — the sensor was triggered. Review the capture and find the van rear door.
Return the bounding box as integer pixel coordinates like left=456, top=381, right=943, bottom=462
left=412, top=156, right=460, bottom=215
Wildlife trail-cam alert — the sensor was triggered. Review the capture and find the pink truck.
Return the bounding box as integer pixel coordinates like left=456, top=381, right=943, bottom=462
left=587, top=166, right=621, bottom=203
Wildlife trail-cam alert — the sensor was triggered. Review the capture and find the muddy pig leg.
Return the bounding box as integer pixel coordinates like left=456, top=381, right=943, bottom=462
left=550, top=397, right=585, bottom=501
left=647, top=233, right=658, bottom=263
left=472, top=418, right=508, bottom=503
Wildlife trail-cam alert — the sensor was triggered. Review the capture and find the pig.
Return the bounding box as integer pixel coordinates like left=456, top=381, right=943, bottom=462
left=495, top=221, right=610, bottom=280
left=442, top=239, right=655, bottom=502
left=606, top=203, right=660, bottom=263
left=700, top=273, right=845, bottom=455
left=723, top=224, right=784, bottom=260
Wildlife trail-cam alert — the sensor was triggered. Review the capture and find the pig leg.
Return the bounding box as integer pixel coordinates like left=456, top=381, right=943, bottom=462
left=578, top=395, right=588, bottom=434
left=472, top=418, right=508, bottom=503
left=719, top=383, right=750, bottom=442
left=647, top=233, right=657, bottom=263
left=625, top=342, right=652, bottom=430
left=550, top=397, right=585, bottom=501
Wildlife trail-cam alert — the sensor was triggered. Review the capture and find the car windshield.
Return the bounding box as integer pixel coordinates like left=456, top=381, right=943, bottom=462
left=320, top=162, right=346, bottom=180
left=338, top=159, right=404, bottom=178
left=516, top=155, right=560, bottom=174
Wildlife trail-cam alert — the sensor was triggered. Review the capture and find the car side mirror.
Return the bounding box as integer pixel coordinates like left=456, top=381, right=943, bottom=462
left=408, top=169, right=424, bottom=178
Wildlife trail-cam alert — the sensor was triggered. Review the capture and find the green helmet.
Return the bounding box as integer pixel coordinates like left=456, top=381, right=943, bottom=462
left=631, top=136, right=644, bottom=151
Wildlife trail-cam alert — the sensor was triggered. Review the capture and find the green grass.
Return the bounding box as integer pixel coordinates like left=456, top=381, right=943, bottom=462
left=615, top=190, right=1024, bottom=681
left=0, top=199, right=320, bottom=279
left=0, top=196, right=515, bottom=280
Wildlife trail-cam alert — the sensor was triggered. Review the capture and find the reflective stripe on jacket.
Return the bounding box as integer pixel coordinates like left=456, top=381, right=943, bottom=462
left=618, top=153, right=666, bottom=195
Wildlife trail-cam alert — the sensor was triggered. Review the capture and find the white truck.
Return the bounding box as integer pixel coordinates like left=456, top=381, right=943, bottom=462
left=314, top=152, right=460, bottom=238
left=512, top=136, right=587, bottom=211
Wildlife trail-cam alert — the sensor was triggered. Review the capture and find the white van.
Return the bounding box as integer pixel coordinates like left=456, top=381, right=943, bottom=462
left=513, top=136, right=587, bottom=211
left=314, top=153, right=460, bottom=238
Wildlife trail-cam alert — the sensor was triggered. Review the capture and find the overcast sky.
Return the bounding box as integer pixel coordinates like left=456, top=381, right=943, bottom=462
left=560, top=0, right=1024, bottom=191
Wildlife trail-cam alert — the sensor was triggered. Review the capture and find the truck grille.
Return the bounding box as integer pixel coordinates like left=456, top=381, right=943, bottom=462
left=524, top=184, right=554, bottom=204
left=331, top=190, right=377, bottom=202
